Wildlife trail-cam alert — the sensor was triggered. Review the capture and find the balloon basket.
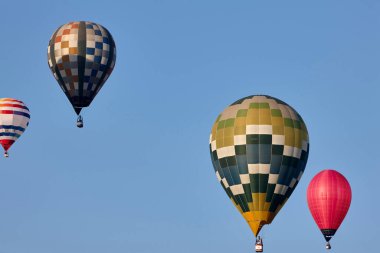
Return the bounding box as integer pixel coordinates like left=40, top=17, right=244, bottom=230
left=76, top=116, right=83, bottom=128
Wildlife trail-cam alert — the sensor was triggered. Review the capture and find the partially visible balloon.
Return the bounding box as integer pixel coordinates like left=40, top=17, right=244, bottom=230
left=47, top=21, right=116, bottom=128
left=307, top=170, right=352, bottom=249
left=0, top=98, right=30, bottom=157
left=209, top=95, right=310, bottom=246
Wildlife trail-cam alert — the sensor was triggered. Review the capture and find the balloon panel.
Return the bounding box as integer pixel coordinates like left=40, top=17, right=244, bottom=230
left=0, top=98, right=30, bottom=151
left=209, top=95, right=309, bottom=235
left=47, top=21, right=116, bottom=112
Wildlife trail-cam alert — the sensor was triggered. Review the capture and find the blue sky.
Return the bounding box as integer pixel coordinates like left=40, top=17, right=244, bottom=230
left=0, top=0, right=379, bottom=252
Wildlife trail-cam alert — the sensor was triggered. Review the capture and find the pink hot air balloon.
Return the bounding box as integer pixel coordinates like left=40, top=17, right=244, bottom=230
left=307, top=170, right=352, bottom=250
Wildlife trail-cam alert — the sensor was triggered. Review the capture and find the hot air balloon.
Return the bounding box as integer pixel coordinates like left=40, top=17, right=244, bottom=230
left=0, top=98, right=30, bottom=157
left=307, top=169, right=352, bottom=250
left=47, top=21, right=116, bottom=128
left=209, top=95, right=309, bottom=252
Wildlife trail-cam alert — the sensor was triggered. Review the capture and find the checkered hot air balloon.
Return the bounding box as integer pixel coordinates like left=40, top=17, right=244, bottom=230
left=209, top=95, right=309, bottom=250
left=47, top=21, right=116, bottom=128
left=0, top=98, right=30, bottom=157
left=307, top=170, right=352, bottom=250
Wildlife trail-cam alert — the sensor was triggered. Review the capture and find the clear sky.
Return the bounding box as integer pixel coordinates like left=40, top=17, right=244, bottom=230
left=0, top=0, right=379, bottom=252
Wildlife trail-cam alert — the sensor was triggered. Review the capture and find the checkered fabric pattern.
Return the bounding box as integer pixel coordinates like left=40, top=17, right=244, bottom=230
left=209, top=95, right=309, bottom=236
left=0, top=98, right=30, bottom=153
left=47, top=21, right=116, bottom=113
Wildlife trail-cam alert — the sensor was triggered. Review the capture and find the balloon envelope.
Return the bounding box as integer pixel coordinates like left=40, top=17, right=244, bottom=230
left=47, top=21, right=116, bottom=115
left=0, top=98, right=30, bottom=156
left=307, top=169, right=352, bottom=242
left=209, top=95, right=309, bottom=236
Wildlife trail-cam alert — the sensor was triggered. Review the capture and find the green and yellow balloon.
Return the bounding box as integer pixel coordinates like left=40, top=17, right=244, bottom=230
left=209, top=95, right=309, bottom=242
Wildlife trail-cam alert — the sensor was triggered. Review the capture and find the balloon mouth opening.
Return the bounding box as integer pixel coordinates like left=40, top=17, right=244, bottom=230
left=74, top=107, right=83, bottom=115
left=321, top=229, right=336, bottom=242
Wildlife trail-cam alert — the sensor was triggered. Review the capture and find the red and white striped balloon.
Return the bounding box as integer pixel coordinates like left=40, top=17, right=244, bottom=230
left=0, top=98, right=30, bottom=157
